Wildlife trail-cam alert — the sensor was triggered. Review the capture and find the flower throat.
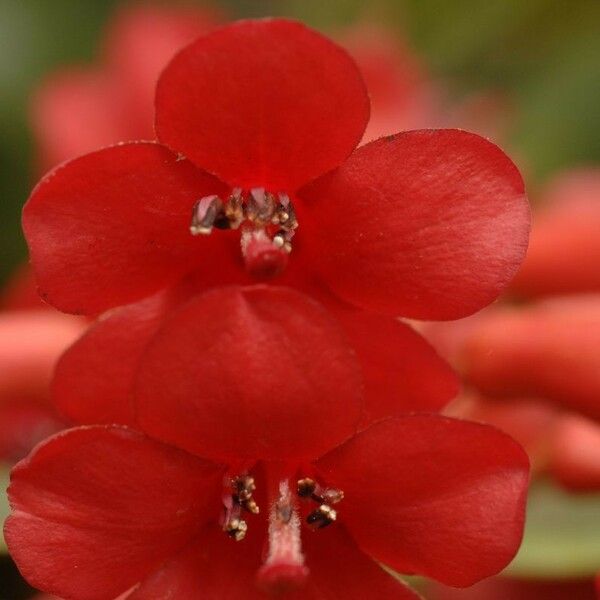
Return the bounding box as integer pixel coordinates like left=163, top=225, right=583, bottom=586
left=190, top=188, right=298, bottom=280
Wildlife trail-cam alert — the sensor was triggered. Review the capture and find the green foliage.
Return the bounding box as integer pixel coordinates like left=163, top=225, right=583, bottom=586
left=507, top=480, right=600, bottom=579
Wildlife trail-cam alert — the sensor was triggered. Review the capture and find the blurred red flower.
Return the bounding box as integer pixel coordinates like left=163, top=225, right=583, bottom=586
left=32, top=4, right=220, bottom=171
left=421, top=164, right=600, bottom=494
left=429, top=575, right=598, bottom=600
left=511, top=170, right=600, bottom=298
left=5, top=287, right=529, bottom=600
left=0, top=270, right=83, bottom=462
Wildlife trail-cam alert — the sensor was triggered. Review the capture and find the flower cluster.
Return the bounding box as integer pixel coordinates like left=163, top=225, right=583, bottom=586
left=6, top=16, right=532, bottom=600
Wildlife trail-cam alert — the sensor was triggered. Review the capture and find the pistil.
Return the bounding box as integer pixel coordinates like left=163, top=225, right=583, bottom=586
left=257, top=480, right=308, bottom=592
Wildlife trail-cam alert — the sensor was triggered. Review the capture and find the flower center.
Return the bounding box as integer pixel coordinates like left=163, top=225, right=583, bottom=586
left=190, top=188, right=298, bottom=280
left=221, top=471, right=344, bottom=593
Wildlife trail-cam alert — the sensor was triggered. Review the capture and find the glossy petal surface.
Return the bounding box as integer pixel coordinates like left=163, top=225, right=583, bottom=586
left=22, top=142, right=229, bottom=314
left=464, top=297, right=600, bottom=420
left=156, top=18, right=369, bottom=190
left=333, top=307, right=459, bottom=424
left=317, top=416, right=529, bottom=587
left=130, top=523, right=419, bottom=599
left=300, top=129, right=529, bottom=319
left=5, top=426, right=223, bottom=600
left=136, top=286, right=363, bottom=462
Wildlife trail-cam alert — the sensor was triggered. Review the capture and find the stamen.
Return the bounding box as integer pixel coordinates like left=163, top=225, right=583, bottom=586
left=222, top=473, right=260, bottom=541
left=257, top=480, right=308, bottom=592
left=190, top=195, right=225, bottom=235
left=306, top=504, right=337, bottom=529
left=296, top=477, right=344, bottom=505
left=188, top=189, right=299, bottom=273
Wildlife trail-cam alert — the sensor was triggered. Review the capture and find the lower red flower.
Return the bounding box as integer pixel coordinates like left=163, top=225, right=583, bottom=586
left=4, top=286, right=529, bottom=599
left=6, top=417, right=528, bottom=600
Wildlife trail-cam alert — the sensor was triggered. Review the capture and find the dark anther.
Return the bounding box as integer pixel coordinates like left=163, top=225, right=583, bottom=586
left=297, top=478, right=317, bottom=498
left=306, top=505, right=337, bottom=529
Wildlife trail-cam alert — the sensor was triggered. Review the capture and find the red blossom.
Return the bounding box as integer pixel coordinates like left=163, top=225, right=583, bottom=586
left=23, top=18, right=530, bottom=322
left=32, top=4, right=219, bottom=171
left=0, top=295, right=84, bottom=462
left=4, top=286, right=529, bottom=598
left=511, top=170, right=600, bottom=298
left=4, top=287, right=529, bottom=598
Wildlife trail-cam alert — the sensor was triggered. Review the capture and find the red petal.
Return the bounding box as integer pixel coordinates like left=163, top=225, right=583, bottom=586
left=550, top=415, right=600, bottom=492
left=446, top=395, right=559, bottom=474
left=31, top=70, right=124, bottom=171
left=464, top=297, right=600, bottom=421
left=332, top=307, right=459, bottom=423
left=5, top=426, right=223, bottom=600
left=300, top=129, right=529, bottom=319
left=136, top=285, right=363, bottom=462
left=105, top=4, right=219, bottom=140
left=130, top=523, right=419, bottom=600
left=128, top=524, right=265, bottom=600
left=155, top=18, right=369, bottom=191
left=316, top=415, right=529, bottom=587
left=511, top=169, right=600, bottom=298
left=22, top=142, right=229, bottom=315
left=0, top=310, right=84, bottom=402
left=299, top=525, right=420, bottom=599
left=53, top=291, right=174, bottom=427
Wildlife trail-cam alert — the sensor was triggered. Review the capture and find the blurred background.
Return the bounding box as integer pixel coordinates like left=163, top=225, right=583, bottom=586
left=1, top=1, right=599, bottom=599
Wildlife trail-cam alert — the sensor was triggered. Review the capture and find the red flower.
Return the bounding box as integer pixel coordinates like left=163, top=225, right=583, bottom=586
left=32, top=4, right=219, bottom=171
left=5, top=286, right=529, bottom=600
left=23, top=18, right=529, bottom=322
left=511, top=169, right=600, bottom=298
left=0, top=270, right=84, bottom=462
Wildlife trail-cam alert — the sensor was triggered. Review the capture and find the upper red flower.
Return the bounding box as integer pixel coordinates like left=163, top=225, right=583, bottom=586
left=5, top=285, right=530, bottom=600
left=23, top=18, right=530, bottom=322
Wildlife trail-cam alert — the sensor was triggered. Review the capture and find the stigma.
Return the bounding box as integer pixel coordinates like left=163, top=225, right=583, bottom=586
left=190, top=188, right=298, bottom=280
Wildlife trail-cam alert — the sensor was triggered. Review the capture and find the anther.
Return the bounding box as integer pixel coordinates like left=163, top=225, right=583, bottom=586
left=190, top=195, right=225, bottom=235
left=297, top=478, right=317, bottom=498
left=225, top=518, right=248, bottom=541
left=307, top=505, right=337, bottom=529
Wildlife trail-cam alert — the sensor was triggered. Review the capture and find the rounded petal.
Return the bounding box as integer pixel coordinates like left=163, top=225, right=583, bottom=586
left=53, top=291, right=173, bottom=427
left=130, top=523, right=419, bottom=600
left=22, top=142, right=230, bottom=315
left=316, top=415, right=530, bottom=587
left=155, top=18, right=369, bottom=190
left=0, top=310, right=84, bottom=402
left=464, top=297, right=600, bottom=421
left=333, top=307, right=459, bottom=423
left=300, top=129, right=529, bottom=319
left=5, top=426, right=223, bottom=600
left=136, top=285, right=363, bottom=462
left=511, top=169, right=600, bottom=298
